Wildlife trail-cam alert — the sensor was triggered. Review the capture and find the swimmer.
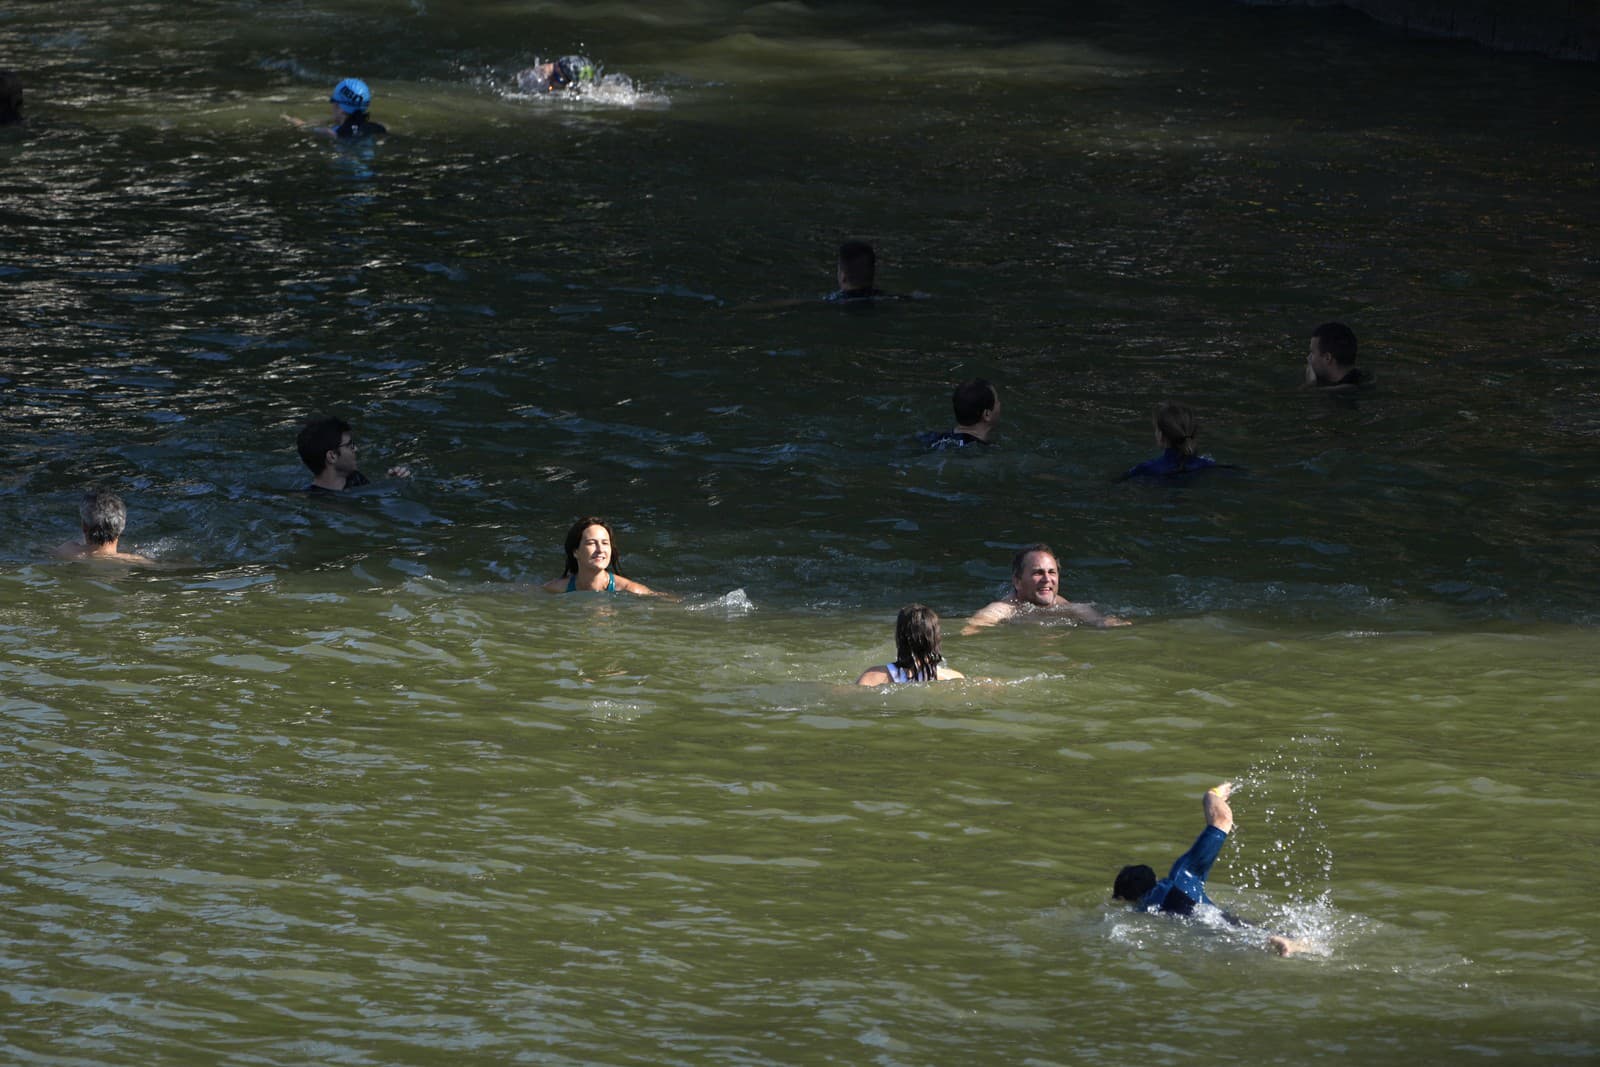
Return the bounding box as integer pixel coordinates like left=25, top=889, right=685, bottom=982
left=1, top=70, right=23, bottom=126
left=920, top=379, right=1000, bottom=450
left=827, top=240, right=886, bottom=302
left=1113, top=781, right=1309, bottom=957
left=514, top=56, right=600, bottom=93
left=1120, top=401, right=1218, bottom=478
left=282, top=78, right=387, bottom=140
left=297, top=416, right=411, bottom=493
left=54, top=489, right=154, bottom=564
left=855, top=604, right=966, bottom=685
left=1303, top=322, right=1367, bottom=389
left=962, top=543, right=1130, bottom=634
left=542, top=516, right=659, bottom=596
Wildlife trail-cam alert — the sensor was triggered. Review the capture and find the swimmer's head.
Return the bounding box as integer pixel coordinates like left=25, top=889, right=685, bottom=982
left=894, top=604, right=944, bottom=681
left=952, top=379, right=998, bottom=428
left=330, top=78, right=372, bottom=113
left=837, top=240, right=876, bottom=290
left=1113, top=864, right=1157, bottom=903
left=80, top=489, right=128, bottom=545
left=1153, top=401, right=1200, bottom=457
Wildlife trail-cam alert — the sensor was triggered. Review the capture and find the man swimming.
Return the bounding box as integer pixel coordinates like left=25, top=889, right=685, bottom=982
left=515, top=56, right=600, bottom=93
left=1113, top=781, right=1308, bottom=957
left=962, top=543, right=1129, bottom=634
left=282, top=77, right=387, bottom=139
left=296, top=415, right=410, bottom=493
left=826, top=240, right=885, bottom=302
left=54, top=489, right=154, bottom=564
left=1303, top=321, right=1366, bottom=389
left=920, top=379, right=1000, bottom=450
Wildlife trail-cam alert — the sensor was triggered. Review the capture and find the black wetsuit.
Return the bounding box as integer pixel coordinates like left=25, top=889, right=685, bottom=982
left=334, top=112, right=386, bottom=139
left=307, top=470, right=371, bottom=494
left=919, top=430, right=988, bottom=450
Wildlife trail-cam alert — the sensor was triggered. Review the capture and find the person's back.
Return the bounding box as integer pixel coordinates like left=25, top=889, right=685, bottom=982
left=828, top=240, right=884, bottom=302
left=55, top=489, right=154, bottom=565
left=1121, top=401, right=1218, bottom=479
left=921, top=379, right=999, bottom=450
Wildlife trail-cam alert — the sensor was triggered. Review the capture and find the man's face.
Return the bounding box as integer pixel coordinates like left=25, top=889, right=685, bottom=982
left=1307, top=336, right=1335, bottom=384
left=1012, top=551, right=1061, bottom=607
left=328, top=434, right=359, bottom=476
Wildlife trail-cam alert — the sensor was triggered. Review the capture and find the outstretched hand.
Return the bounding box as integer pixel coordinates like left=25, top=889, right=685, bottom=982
left=1203, top=781, right=1235, bottom=833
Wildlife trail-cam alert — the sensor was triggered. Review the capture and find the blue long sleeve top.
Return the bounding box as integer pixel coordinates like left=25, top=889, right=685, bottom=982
left=1121, top=448, right=1218, bottom=480
left=1138, top=825, right=1229, bottom=917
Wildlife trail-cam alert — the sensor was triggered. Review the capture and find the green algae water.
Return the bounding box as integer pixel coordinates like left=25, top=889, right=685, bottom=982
left=2, top=0, right=1598, bottom=1062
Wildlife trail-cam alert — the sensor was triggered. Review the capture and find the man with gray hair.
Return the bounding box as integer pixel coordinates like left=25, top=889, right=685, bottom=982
left=55, top=489, right=154, bottom=564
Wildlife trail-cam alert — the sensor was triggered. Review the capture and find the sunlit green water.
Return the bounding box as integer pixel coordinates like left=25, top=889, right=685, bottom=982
left=3, top=0, right=1598, bottom=1063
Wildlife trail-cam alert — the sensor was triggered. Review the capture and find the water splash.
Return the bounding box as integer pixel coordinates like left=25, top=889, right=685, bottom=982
left=683, top=588, right=755, bottom=615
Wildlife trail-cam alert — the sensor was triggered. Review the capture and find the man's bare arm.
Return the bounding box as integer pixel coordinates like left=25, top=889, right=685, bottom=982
left=961, top=600, right=1018, bottom=635
left=1060, top=600, right=1132, bottom=628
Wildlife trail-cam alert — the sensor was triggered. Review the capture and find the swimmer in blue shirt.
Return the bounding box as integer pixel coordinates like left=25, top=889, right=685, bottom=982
left=919, top=379, right=1000, bottom=450
left=542, top=516, right=660, bottom=596
left=856, top=605, right=965, bottom=685
left=1121, top=402, right=1218, bottom=479
left=283, top=78, right=387, bottom=139
left=1113, top=781, right=1307, bottom=956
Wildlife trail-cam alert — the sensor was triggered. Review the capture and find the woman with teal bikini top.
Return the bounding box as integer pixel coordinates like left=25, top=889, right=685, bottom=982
left=542, top=516, right=658, bottom=596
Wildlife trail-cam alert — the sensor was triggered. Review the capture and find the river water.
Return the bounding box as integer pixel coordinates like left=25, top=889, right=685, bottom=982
left=2, top=0, right=1597, bottom=1063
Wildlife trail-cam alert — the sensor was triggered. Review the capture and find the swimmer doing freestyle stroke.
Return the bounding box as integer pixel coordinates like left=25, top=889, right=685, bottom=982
left=1113, top=781, right=1310, bottom=957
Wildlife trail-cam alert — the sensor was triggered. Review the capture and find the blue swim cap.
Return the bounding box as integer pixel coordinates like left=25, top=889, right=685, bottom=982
left=330, top=77, right=371, bottom=111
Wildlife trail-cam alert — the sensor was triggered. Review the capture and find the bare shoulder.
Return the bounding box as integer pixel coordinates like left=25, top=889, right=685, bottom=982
left=856, top=667, right=892, bottom=687
left=962, top=599, right=1018, bottom=634
left=540, top=577, right=566, bottom=594
left=937, top=665, right=965, bottom=680
left=616, top=575, right=656, bottom=597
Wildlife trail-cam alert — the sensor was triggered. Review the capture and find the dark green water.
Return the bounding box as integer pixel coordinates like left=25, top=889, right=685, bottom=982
left=2, top=1, right=1597, bottom=1063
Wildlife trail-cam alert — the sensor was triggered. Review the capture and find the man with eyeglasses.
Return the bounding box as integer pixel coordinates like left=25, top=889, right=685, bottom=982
left=296, top=415, right=410, bottom=493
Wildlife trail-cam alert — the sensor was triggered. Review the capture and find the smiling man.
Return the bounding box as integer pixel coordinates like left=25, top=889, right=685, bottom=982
left=962, top=543, right=1130, bottom=634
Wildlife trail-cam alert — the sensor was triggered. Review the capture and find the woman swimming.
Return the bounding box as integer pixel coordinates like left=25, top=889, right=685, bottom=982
left=542, top=516, right=658, bottom=596
left=1121, top=401, right=1219, bottom=479
left=856, top=604, right=965, bottom=685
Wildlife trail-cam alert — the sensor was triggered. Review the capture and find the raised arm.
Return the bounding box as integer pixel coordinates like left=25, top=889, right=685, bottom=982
left=1203, top=781, right=1234, bottom=833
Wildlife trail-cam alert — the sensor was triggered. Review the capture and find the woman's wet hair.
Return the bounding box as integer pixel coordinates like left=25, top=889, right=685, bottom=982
left=1154, top=402, right=1201, bottom=461
left=837, top=240, right=876, bottom=287
left=893, top=603, right=944, bottom=682
left=80, top=489, right=127, bottom=545
left=1113, top=864, right=1157, bottom=903
left=563, top=516, right=617, bottom=577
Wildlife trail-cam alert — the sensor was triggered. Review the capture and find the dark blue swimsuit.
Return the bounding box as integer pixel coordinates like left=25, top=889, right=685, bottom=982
left=1122, top=448, right=1217, bottom=479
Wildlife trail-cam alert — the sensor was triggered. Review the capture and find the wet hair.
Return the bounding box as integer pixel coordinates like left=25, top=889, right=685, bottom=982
left=837, top=241, right=876, bottom=289
left=1312, top=322, right=1358, bottom=367
left=1154, top=401, right=1201, bottom=463
left=0, top=71, right=22, bottom=125
left=563, top=516, right=619, bottom=577
left=80, top=489, right=127, bottom=545
left=952, top=379, right=997, bottom=426
left=297, top=416, right=351, bottom=474
left=893, top=604, right=944, bottom=682
left=1010, top=542, right=1056, bottom=579
left=1113, top=864, right=1157, bottom=903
